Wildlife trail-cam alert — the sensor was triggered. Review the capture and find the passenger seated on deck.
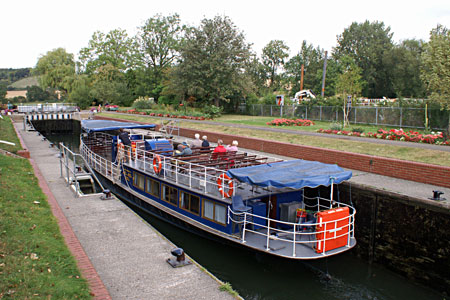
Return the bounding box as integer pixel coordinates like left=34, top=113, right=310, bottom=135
left=201, top=135, right=210, bottom=148
left=175, top=142, right=192, bottom=156
left=190, top=133, right=203, bottom=149
left=213, top=139, right=227, bottom=154
left=226, top=140, right=238, bottom=152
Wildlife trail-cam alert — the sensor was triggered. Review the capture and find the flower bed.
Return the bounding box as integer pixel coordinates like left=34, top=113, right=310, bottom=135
left=266, top=118, right=314, bottom=126
left=317, top=128, right=450, bottom=145
left=117, top=109, right=210, bottom=120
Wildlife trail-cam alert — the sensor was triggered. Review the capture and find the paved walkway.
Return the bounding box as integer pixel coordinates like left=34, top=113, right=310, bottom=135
left=14, top=122, right=236, bottom=300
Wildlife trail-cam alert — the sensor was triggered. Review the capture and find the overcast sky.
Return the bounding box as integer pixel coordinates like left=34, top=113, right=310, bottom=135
left=1, top=0, right=449, bottom=69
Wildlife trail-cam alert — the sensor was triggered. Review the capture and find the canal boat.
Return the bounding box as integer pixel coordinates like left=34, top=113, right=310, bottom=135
left=80, top=119, right=356, bottom=259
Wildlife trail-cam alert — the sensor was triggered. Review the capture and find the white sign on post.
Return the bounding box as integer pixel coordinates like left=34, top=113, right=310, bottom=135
left=276, top=95, right=284, bottom=106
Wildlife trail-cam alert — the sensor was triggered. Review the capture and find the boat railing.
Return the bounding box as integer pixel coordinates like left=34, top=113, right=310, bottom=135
left=227, top=197, right=356, bottom=259
left=81, top=132, right=280, bottom=201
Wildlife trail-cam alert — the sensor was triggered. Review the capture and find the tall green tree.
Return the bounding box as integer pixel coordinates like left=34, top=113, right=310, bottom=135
left=78, top=29, right=136, bottom=74
left=284, top=41, right=324, bottom=95
left=68, top=75, right=92, bottom=109
left=262, top=40, right=289, bottom=89
left=136, top=14, right=184, bottom=77
left=34, top=48, right=75, bottom=95
left=384, top=39, right=426, bottom=98
left=134, top=14, right=184, bottom=100
left=173, top=16, right=252, bottom=107
left=421, top=25, right=450, bottom=136
left=335, top=56, right=365, bottom=126
left=333, top=21, right=394, bottom=98
left=90, top=64, right=133, bottom=106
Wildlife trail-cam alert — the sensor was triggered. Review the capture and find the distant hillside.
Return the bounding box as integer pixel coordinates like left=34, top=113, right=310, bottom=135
left=0, top=68, right=31, bottom=86
left=9, top=76, right=39, bottom=89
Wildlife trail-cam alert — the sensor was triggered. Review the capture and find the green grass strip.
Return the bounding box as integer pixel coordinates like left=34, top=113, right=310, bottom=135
left=0, top=155, right=91, bottom=299
left=0, top=116, right=22, bottom=153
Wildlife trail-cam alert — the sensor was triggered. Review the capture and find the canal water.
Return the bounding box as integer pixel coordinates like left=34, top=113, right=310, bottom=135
left=46, top=126, right=443, bottom=300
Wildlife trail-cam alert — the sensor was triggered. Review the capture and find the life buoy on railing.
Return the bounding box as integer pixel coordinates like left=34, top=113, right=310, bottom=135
left=131, top=141, right=136, bottom=159
left=153, top=155, right=162, bottom=174
left=217, top=173, right=234, bottom=198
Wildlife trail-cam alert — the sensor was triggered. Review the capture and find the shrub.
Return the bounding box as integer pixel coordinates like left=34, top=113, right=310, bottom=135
left=202, top=105, right=223, bottom=119
left=329, top=122, right=343, bottom=131
left=132, top=96, right=154, bottom=109
left=351, top=127, right=365, bottom=133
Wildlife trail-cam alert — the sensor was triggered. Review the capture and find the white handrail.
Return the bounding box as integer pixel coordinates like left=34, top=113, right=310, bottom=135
left=227, top=199, right=356, bottom=258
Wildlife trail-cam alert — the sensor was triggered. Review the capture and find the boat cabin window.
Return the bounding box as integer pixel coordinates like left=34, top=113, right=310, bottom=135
left=133, top=172, right=145, bottom=191
left=179, top=191, right=200, bottom=215
left=203, top=200, right=226, bottom=225
left=161, top=184, right=178, bottom=206
left=146, top=178, right=160, bottom=197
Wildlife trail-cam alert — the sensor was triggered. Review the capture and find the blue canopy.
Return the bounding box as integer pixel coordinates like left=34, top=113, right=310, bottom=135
left=81, top=120, right=155, bottom=133
left=226, top=159, right=352, bottom=189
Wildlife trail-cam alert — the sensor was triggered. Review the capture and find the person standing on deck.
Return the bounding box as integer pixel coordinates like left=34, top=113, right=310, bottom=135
left=118, top=128, right=131, bottom=146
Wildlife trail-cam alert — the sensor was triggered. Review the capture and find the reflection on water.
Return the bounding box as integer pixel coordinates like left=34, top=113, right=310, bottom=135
left=48, top=126, right=442, bottom=300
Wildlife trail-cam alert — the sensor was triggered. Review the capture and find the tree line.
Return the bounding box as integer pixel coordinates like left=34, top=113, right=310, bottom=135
left=30, top=15, right=448, bottom=119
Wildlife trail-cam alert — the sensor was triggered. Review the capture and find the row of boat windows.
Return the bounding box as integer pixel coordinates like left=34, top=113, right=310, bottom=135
left=133, top=172, right=227, bottom=225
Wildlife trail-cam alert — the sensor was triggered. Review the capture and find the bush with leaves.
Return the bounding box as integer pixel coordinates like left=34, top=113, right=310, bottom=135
left=132, top=96, right=154, bottom=109
left=202, top=105, right=223, bottom=119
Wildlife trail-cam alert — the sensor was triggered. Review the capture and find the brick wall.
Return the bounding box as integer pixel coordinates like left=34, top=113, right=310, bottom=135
left=96, top=116, right=450, bottom=188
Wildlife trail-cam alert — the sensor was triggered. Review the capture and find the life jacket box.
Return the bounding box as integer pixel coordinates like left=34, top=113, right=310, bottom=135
left=315, top=206, right=349, bottom=253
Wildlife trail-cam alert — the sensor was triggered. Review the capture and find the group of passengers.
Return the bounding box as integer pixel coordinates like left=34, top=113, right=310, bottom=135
left=174, top=133, right=239, bottom=156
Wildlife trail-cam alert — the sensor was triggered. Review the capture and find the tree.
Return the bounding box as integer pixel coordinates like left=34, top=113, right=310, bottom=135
left=333, top=21, right=394, bottom=98
left=0, top=82, right=7, bottom=103
left=136, top=14, right=184, bottom=77
left=27, top=85, right=51, bottom=102
left=90, top=64, right=133, bottom=106
left=78, top=29, right=136, bottom=74
left=421, top=25, right=450, bottom=137
left=134, top=14, right=184, bottom=101
left=262, top=40, right=289, bottom=89
left=335, top=56, right=365, bottom=126
left=173, top=16, right=252, bottom=106
left=34, top=48, right=75, bottom=95
left=284, top=41, right=324, bottom=96
left=384, top=39, right=426, bottom=98
left=68, top=75, right=92, bottom=109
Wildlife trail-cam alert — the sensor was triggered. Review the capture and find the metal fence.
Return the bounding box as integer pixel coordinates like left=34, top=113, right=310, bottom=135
left=243, top=105, right=449, bottom=129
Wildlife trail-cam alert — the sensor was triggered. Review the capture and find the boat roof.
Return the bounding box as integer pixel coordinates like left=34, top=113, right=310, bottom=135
left=81, top=120, right=156, bottom=133
left=227, top=159, right=352, bottom=189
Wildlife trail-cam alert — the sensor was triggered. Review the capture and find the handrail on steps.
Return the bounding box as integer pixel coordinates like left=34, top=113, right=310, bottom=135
left=59, top=142, right=105, bottom=196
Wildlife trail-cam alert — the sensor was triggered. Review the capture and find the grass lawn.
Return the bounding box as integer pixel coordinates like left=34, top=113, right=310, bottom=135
left=0, top=118, right=92, bottom=299
left=216, top=114, right=427, bottom=134
left=99, top=112, right=450, bottom=167
left=0, top=116, right=22, bottom=154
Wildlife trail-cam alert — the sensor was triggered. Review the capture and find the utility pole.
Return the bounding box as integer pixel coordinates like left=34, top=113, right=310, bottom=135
left=321, top=51, right=328, bottom=97
left=300, top=64, right=304, bottom=91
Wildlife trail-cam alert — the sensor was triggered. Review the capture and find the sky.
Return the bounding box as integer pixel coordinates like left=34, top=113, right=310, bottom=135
left=1, top=0, right=449, bottom=69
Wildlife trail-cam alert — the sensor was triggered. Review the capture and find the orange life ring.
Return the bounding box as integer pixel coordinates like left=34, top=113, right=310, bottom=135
left=153, top=155, right=162, bottom=174
left=217, top=173, right=234, bottom=198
